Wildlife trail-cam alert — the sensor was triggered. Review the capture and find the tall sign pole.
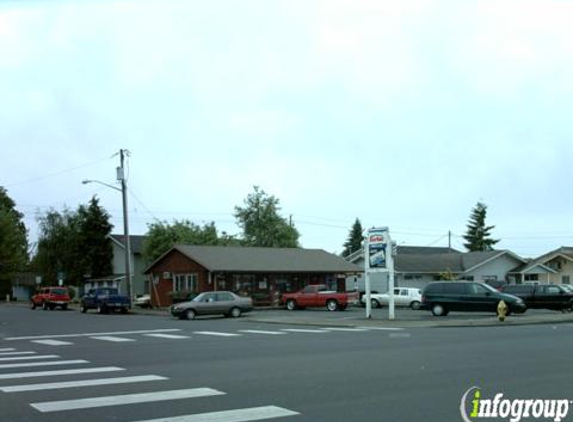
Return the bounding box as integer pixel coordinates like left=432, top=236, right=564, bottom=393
left=365, top=227, right=395, bottom=321
left=118, top=149, right=132, bottom=305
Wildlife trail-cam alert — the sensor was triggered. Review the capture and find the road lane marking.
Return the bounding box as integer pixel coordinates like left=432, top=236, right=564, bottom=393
left=0, top=366, right=123, bottom=380
left=0, top=348, right=16, bottom=352
left=4, top=329, right=182, bottom=341
left=356, top=327, right=405, bottom=331
left=238, top=330, right=287, bottom=335
left=31, top=387, right=226, bottom=412
left=143, top=334, right=190, bottom=339
left=193, top=331, right=242, bottom=337
left=280, top=329, right=329, bottom=333
left=32, top=340, right=73, bottom=346
left=389, top=332, right=412, bottom=338
left=320, top=327, right=370, bottom=332
left=90, top=336, right=135, bottom=343
left=0, top=355, right=60, bottom=362
left=0, top=359, right=88, bottom=369
left=131, top=405, right=300, bottom=422
left=0, top=351, right=37, bottom=356
left=0, top=375, right=168, bottom=393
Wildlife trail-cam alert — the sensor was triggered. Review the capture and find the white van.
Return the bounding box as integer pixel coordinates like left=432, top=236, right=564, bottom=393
left=361, top=287, right=422, bottom=310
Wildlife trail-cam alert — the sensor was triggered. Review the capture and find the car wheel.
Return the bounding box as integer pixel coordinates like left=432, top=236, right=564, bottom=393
left=120, top=308, right=128, bottom=314
left=230, top=307, right=241, bottom=318
left=431, top=304, right=447, bottom=317
left=410, top=300, right=421, bottom=310
left=61, top=304, right=68, bottom=311
left=49, top=304, right=55, bottom=310
left=186, top=309, right=196, bottom=320
left=80, top=303, right=87, bottom=313
left=42, top=302, right=48, bottom=311
left=371, top=299, right=380, bottom=309
left=326, top=299, right=339, bottom=312
left=286, top=300, right=297, bottom=311
left=30, top=301, right=36, bottom=310
left=97, top=305, right=107, bottom=314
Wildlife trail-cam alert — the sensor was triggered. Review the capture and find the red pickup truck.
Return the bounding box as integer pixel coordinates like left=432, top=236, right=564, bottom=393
left=281, top=284, right=359, bottom=311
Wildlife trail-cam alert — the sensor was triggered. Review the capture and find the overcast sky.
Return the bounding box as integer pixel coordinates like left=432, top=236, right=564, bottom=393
left=1, top=0, right=572, bottom=257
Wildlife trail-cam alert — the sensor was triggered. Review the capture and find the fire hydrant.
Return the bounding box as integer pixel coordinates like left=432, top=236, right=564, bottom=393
left=497, top=300, right=508, bottom=322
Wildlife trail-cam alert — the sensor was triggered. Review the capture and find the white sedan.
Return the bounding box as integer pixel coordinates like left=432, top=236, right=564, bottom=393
left=362, top=287, right=422, bottom=310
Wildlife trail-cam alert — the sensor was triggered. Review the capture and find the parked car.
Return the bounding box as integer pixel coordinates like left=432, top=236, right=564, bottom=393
left=134, top=294, right=152, bottom=309
left=362, top=287, right=422, bottom=310
left=501, top=284, right=573, bottom=312
left=80, top=287, right=131, bottom=314
left=170, top=291, right=253, bottom=320
left=30, top=286, right=70, bottom=310
left=484, top=279, right=509, bottom=291
left=280, top=284, right=359, bottom=311
left=421, top=281, right=526, bottom=316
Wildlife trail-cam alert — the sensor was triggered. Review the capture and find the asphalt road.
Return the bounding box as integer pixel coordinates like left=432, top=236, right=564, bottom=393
left=1, top=305, right=573, bottom=422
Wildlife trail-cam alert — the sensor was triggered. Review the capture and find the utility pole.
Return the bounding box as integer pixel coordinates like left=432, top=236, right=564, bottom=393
left=448, top=230, right=452, bottom=251
left=118, top=149, right=133, bottom=305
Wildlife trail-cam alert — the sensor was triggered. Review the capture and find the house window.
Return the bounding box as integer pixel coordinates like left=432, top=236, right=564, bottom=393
left=173, top=273, right=198, bottom=292
left=404, top=274, right=413, bottom=280
left=562, top=276, right=571, bottom=285
left=524, top=274, right=539, bottom=281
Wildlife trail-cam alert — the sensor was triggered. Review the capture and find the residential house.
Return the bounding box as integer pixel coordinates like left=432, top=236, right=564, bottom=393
left=345, top=247, right=550, bottom=292
left=83, top=234, right=148, bottom=296
left=144, top=245, right=362, bottom=307
left=511, top=246, right=573, bottom=285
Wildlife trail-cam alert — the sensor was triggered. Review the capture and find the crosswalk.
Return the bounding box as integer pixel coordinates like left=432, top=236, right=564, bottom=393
left=0, top=347, right=299, bottom=421
left=2, top=326, right=406, bottom=347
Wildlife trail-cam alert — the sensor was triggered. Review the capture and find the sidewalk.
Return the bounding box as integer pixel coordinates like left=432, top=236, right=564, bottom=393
left=5, top=301, right=573, bottom=328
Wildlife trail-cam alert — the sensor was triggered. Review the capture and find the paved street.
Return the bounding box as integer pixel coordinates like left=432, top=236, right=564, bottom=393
left=1, top=305, right=573, bottom=422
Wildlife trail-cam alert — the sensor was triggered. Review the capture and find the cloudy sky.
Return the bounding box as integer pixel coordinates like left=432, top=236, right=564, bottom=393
left=1, top=0, right=572, bottom=257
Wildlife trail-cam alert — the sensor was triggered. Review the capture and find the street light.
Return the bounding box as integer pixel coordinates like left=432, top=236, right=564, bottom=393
left=82, top=149, right=132, bottom=305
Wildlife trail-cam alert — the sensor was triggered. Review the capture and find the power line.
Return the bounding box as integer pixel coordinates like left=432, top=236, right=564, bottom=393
left=3, top=154, right=115, bottom=187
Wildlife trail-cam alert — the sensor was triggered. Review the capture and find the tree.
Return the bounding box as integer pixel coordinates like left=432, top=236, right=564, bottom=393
left=341, top=218, right=363, bottom=257
left=143, top=220, right=240, bottom=263
left=0, top=187, right=28, bottom=296
left=76, top=197, right=113, bottom=279
left=463, top=202, right=499, bottom=252
left=32, top=197, right=113, bottom=285
left=234, top=186, right=299, bottom=248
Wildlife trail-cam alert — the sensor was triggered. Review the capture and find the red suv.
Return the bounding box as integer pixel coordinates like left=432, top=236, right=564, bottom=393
left=31, top=286, right=71, bottom=310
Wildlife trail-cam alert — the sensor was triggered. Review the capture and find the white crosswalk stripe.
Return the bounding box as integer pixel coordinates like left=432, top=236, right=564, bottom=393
left=0, top=359, right=89, bottom=370
left=238, top=330, right=286, bottom=335
left=0, top=348, right=16, bottom=352
left=356, top=326, right=405, bottom=331
left=5, top=328, right=182, bottom=341
left=131, top=405, right=299, bottom=422
left=0, top=375, right=168, bottom=393
left=143, top=334, right=190, bottom=339
left=32, top=340, right=73, bottom=346
left=90, top=336, right=135, bottom=342
left=0, top=351, right=37, bottom=356
left=30, top=388, right=226, bottom=412
left=0, top=366, right=124, bottom=380
left=0, top=354, right=59, bottom=362
left=280, top=329, right=329, bottom=334
left=193, top=331, right=242, bottom=337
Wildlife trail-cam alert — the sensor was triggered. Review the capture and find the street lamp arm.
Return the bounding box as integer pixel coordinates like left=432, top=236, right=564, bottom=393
left=82, top=179, right=121, bottom=192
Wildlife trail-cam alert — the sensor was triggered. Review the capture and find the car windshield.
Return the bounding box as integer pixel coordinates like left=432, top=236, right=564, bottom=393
left=481, top=283, right=499, bottom=293
left=51, top=289, right=67, bottom=295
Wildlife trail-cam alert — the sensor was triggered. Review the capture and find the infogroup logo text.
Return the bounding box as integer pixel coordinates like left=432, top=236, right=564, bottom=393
left=460, top=387, right=571, bottom=422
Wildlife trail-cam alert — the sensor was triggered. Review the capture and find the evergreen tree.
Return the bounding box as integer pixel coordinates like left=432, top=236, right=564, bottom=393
left=341, top=218, right=363, bottom=257
left=0, top=187, right=28, bottom=296
left=76, top=197, right=113, bottom=279
left=234, top=186, right=299, bottom=248
left=463, top=202, right=499, bottom=251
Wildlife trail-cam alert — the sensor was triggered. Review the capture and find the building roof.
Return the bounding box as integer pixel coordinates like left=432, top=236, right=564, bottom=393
left=109, top=234, right=147, bottom=254
left=344, top=245, right=459, bottom=262
left=347, top=249, right=528, bottom=275
left=145, top=245, right=362, bottom=274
